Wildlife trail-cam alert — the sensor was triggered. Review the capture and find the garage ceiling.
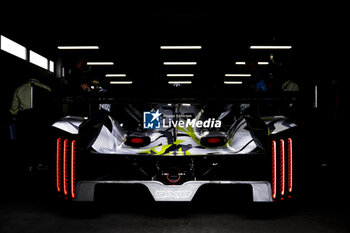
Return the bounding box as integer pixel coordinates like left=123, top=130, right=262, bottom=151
left=0, top=3, right=347, bottom=86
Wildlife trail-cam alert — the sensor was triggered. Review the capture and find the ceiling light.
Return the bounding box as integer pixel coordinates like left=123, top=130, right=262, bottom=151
left=57, top=46, right=99, bottom=50
left=87, top=62, right=114, bottom=65
left=168, top=81, right=192, bottom=84
left=224, top=81, right=243, bottom=84
left=49, top=61, right=54, bottom=72
left=235, top=61, right=246, bottom=65
left=110, top=81, right=132, bottom=84
left=160, top=46, right=202, bottom=50
left=258, top=62, right=269, bottom=65
left=163, top=62, right=197, bottom=65
left=167, top=74, right=194, bottom=77
left=0, top=35, right=27, bottom=60
left=29, top=50, right=48, bottom=69
left=105, top=74, right=126, bottom=77
left=225, top=74, right=251, bottom=77
left=249, top=45, right=292, bottom=49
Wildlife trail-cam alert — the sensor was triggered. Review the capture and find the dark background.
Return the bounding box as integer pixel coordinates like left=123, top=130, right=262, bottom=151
left=0, top=2, right=349, bottom=233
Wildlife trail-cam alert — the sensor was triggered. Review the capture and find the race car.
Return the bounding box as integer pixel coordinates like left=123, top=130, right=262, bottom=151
left=52, top=98, right=297, bottom=203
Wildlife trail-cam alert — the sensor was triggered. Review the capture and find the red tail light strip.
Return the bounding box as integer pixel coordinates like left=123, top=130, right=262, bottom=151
left=280, top=139, right=285, bottom=196
left=56, top=138, right=62, bottom=192
left=272, top=140, right=277, bottom=199
left=63, top=139, right=69, bottom=196
left=287, top=138, right=293, bottom=193
left=56, top=138, right=77, bottom=199
left=71, top=140, right=76, bottom=199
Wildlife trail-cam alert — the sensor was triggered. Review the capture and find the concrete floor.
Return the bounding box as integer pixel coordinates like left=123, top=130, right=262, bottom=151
left=1, top=167, right=349, bottom=233
left=1, top=201, right=349, bottom=233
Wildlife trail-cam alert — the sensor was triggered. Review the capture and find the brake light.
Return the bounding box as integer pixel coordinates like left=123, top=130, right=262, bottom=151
left=71, top=140, right=76, bottom=199
left=125, top=136, right=151, bottom=147
left=63, top=139, right=69, bottom=196
left=130, top=137, right=144, bottom=144
left=287, top=138, right=293, bottom=193
left=56, top=138, right=62, bottom=192
left=56, top=138, right=77, bottom=199
left=201, top=136, right=227, bottom=147
left=272, top=137, right=294, bottom=200
left=272, top=140, right=277, bottom=199
left=280, top=139, right=285, bottom=196
left=207, top=137, right=222, bottom=144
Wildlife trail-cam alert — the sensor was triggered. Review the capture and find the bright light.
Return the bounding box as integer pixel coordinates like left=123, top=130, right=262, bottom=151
left=106, top=74, right=126, bottom=77
left=57, top=46, right=99, bottom=50
left=235, top=61, right=246, bottom=65
left=49, top=60, right=54, bottom=72
left=182, top=103, right=191, bottom=106
left=250, top=45, right=292, bottom=49
left=110, top=81, right=132, bottom=84
left=167, top=74, right=194, bottom=77
left=87, top=62, right=114, bottom=65
left=258, top=62, right=269, bottom=65
left=224, top=81, right=243, bottom=84
left=160, top=46, right=202, bottom=50
left=163, top=62, right=197, bottom=65
left=225, top=74, right=251, bottom=77
left=0, top=35, right=27, bottom=60
left=29, top=50, right=48, bottom=69
left=168, top=81, right=192, bottom=84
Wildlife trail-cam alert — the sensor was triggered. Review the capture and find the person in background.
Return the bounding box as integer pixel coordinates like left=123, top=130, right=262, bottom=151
left=248, top=59, right=268, bottom=92
left=281, top=79, right=299, bottom=92
left=10, top=78, right=51, bottom=116
left=61, top=57, right=94, bottom=116
left=62, top=57, right=91, bottom=95
left=9, top=77, right=53, bottom=173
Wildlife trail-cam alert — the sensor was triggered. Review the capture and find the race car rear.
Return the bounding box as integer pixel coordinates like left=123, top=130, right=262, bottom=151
left=52, top=102, right=297, bottom=203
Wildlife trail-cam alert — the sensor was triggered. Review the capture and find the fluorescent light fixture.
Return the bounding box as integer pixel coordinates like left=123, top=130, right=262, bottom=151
left=250, top=45, right=292, bottom=49
left=168, top=81, right=192, bottom=84
left=110, top=81, right=132, bottom=84
left=49, top=60, right=54, bottom=72
left=224, top=81, right=243, bottom=84
left=105, top=74, right=126, bottom=77
left=57, top=46, right=99, bottom=50
left=163, top=62, right=197, bottom=65
left=235, top=61, right=269, bottom=65
left=160, top=46, right=202, bottom=50
left=87, top=62, right=114, bottom=65
left=29, top=50, right=48, bottom=69
left=258, top=62, right=269, bottom=65
left=225, top=74, right=251, bottom=77
left=167, top=74, right=194, bottom=77
left=182, top=103, right=191, bottom=106
left=0, top=35, right=27, bottom=60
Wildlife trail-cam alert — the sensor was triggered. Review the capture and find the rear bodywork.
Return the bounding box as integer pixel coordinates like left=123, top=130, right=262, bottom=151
left=53, top=101, right=297, bottom=203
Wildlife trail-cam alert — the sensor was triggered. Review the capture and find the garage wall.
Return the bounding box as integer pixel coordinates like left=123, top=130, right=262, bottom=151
left=0, top=50, right=59, bottom=144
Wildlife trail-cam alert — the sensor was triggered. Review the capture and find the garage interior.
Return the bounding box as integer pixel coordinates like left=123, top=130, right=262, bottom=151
left=0, top=3, right=349, bottom=233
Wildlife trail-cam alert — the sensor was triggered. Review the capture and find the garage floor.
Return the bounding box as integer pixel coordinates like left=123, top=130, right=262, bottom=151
left=1, top=165, right=349, bottom=233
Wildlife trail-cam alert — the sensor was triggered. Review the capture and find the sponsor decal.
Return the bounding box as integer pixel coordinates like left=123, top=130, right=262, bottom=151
left=155, top=190, right=192, bottom=199
left=143, top=111, right=221, bottom=129
left=143, top=110, right=162, bottom=129
left=162, top=118, right=221, bottom=128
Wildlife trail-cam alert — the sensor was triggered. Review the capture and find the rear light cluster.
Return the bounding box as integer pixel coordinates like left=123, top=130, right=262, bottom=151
left=56, top=138, right=76, bottom=199
left=271, top=138, right=293, bottom=200
left=200, top=136, right=227, bottom=147
left=124, top=136, right=151, bottom=147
